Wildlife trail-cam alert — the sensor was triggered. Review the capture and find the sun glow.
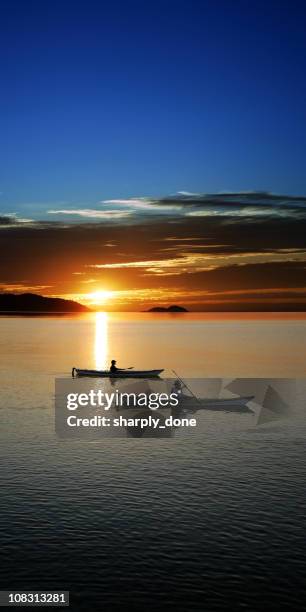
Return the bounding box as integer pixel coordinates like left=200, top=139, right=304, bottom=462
left=86, top=290, right=113, bottom=307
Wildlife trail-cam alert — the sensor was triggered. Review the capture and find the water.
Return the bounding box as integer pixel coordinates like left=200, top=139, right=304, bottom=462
left=1, top=313, right=306, bottom=611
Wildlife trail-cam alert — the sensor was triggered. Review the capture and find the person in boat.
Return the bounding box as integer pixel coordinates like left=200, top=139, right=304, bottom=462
left=110, top=359, right=128, bottom=373
left=110, top=359, right=118, bottom=372
left=172, top=379, right=182, bottom=393
left=110, top=359, right=133, bottom=374
left=171, top=379, right=197, bottom=413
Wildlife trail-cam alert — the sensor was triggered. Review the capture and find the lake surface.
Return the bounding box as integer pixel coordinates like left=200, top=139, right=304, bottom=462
left=1, top=313, right=306, bottom=611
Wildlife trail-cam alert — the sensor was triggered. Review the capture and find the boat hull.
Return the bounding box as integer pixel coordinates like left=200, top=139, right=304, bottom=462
left=181, top=395, right=254, bottom=412
left=72, top=368, right=164, bottom=378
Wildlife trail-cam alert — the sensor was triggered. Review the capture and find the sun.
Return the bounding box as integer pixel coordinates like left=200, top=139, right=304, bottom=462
left=86, top=290, right=113, bottom=306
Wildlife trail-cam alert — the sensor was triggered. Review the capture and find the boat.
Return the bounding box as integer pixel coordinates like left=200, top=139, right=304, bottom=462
left=72, top=367, right=164, bottom=378
left=170, top=373, right=254, bottom=412
left=180, top=394, right=254, bottom=412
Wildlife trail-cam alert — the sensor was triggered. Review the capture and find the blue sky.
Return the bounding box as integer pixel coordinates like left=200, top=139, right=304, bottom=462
left=1, top=0, right=306, bottom=220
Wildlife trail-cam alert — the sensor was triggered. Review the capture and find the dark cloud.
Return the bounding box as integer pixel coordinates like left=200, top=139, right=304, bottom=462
left=47, top=191, right=306, bottom=224
left=159, top=191, right=306, bottom=204
left=140, top=191, right=306, bottom=220
left=0, top=215, right=27, bottom=227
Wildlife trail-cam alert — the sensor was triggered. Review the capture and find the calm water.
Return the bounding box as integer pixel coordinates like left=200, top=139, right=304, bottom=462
left=1, top=313, right=306, bottom=611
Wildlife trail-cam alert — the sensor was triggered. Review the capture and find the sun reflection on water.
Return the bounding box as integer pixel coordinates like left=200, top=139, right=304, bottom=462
left=95, top=312, right=108, bottom=370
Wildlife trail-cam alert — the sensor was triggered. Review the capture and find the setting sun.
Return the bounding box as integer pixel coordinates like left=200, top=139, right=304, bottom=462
left=86, top=290, right=113, bottom=307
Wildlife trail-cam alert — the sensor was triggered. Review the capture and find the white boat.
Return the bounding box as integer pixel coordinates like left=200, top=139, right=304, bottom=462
left=72, top=367, right=164, bottom=378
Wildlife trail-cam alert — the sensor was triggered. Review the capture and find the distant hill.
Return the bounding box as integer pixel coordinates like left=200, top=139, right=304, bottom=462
left=0, top=293, right=90, bottom=313
left=147, top=305, right=188, bottom=312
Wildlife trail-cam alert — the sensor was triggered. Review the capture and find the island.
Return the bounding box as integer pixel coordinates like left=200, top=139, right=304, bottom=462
left=147, top=305, right=188, bottom=312
left=0, top=293, right=90, bottom=313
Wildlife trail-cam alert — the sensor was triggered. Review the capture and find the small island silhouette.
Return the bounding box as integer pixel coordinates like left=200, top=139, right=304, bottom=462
left=0, top=293, right=90, bottom=313
left=147, top=305, right=188, bottom=312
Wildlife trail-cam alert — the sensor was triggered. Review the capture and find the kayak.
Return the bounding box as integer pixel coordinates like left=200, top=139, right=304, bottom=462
left=72, top=368, right=164, bottom=378
left=199, top=395, right=254, bottom=409
left=180, top=394, right=254, bottom=411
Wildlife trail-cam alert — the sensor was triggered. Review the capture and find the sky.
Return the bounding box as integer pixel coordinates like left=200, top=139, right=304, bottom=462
left=1, top=0, right=306, bottom=310
left=1, top=193, right=306, bottom=310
